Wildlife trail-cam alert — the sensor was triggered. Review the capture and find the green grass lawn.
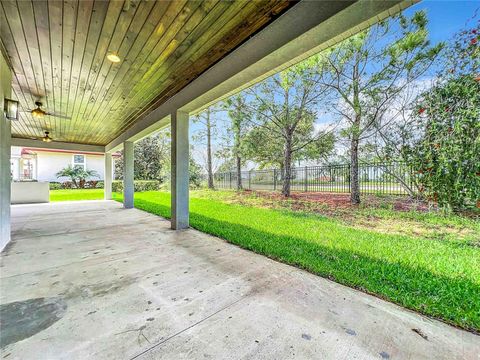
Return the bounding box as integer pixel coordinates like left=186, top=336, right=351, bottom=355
left=112, top=190, right=480, bottom=332
left=50, top=189, right=104, bottom=201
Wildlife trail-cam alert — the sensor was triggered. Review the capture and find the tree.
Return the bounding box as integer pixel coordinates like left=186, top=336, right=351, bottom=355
left=56, top=165, right=81, bottom=188
left=245, top=59, right=335, bottom=196
left=215, top=156, right=236, bottom=173
left=224, top=94, right=251, bottom=190
left=402, top=21, right=480, bottom=210
left=319, top=11, right=443, bottom=204
left=189, top=155, right=203, bottom=188
left=56, top=165, right=98, bottom=189
left=244, top=115, right=335, bottom=170
left=115, top=131, right=170, bottom=181
left=192, top=107, right=220, bottom=189
left=365, top=85, right=427, bottom=197
left=243, top=125, right=285, bottom=170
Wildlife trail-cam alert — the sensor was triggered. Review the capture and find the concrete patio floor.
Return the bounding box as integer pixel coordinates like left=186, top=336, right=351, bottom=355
left=0, top=201, right=478, bottom=359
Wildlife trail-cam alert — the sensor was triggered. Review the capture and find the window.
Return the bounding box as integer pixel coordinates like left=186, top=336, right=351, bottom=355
left=73, top=154, right=86, bottom=170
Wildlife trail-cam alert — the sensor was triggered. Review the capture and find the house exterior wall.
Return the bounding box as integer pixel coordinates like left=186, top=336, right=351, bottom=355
left=10, top=147, right=21, bottom=180
left=36, top=152, right=105, bottom=182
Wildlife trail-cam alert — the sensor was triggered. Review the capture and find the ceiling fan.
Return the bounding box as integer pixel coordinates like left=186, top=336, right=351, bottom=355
left=24, top=101, right=71, bottom=120
left=41, top=131, right=53, bottom=142
left=27, top=130, right=54, bottom=143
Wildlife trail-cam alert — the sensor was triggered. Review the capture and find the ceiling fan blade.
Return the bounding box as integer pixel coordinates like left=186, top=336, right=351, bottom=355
left=45, top=112, right=71, bottom=120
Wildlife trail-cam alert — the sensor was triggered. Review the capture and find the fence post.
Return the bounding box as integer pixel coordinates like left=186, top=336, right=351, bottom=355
left=304, top=166, right=308, bottom=192
left=348, top=164, right=351, bottom=192
left=248, top=170, right=251, bottom=190
left=229, top=171, right=232, bottom=189
left=273, top=169, right=277, bottom=191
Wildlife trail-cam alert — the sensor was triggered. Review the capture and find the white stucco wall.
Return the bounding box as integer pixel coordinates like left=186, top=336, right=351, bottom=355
left=36, top=151, right=105, bottom=182
left=11, top=182, right=50, bottom=204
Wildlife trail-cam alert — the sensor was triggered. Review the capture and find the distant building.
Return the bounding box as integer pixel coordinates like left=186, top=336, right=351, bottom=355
left=10, top=147, right=116, bottom=182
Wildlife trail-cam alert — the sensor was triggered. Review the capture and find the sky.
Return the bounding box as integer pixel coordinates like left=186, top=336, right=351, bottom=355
left=189, top=0, right=480, bottom=170
left=413, top=1, right=479, bottom=44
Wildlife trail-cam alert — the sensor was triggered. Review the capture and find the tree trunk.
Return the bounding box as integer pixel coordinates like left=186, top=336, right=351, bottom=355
left=350, top=138, right=360, bottom=204
left=236, top=155, right=242, bottom=190
left=206, top=110, right=214, bottom=189
left=277, top=163, right=284, bottom=192
left=233, top=119, right=242, bottom=190
left=350, top=61, right=361, bottom=205
left=282, top=136, right=292, bottom=197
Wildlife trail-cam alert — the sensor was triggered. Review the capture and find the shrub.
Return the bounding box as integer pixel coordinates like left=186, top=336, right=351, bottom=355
left=407, top=78, right=479, bottom=210
left=49, top=182, right=62, bottom=190
left=112, top=180, right=160, bottom=193
left=61, top=181, right=73, bottom=189
left=51, top=181, right=104, bottom=190
left=86, top=180, right=99, bottom=189
left=403, top=25, right=480, bottom=211
left=112, top=181, right=121, bottom=193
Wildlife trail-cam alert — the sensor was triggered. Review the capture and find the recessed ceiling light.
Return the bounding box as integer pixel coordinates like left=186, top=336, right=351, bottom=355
left=107, top=52, right=121, bottom=63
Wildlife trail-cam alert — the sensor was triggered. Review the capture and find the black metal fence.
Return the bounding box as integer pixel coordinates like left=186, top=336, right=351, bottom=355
left=214, top=162, right=416, bottom=196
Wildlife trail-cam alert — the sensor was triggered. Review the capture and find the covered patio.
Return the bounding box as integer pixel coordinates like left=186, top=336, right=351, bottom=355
left=0, top=0, right=415, bottom=242
left=2, top=200, right=478, bottom=359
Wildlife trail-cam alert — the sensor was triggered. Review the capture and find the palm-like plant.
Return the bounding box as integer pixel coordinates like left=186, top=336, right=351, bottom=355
left=56, top=165, right=81, bottom=188
left=56, top=165, right=99, bottom=188
left=77, top=168, right=99, bottom=188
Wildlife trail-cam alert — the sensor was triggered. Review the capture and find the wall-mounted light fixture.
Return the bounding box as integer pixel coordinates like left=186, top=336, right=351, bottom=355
left=4, top=98, right=19, bottom=120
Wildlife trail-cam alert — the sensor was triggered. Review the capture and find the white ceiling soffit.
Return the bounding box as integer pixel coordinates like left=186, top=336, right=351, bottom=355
left=11, top=137, right=105, bottom=153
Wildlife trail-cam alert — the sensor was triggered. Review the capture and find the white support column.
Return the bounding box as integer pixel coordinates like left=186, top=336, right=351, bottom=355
left=0, top=118, right=10, bottom=249
left=0, top=52, right=12, bottom=250
left=123, top=141, right=134, bottom=209
left=104, top=152, right=113, bottom=200
left=171, top=110, right=189, bottom=230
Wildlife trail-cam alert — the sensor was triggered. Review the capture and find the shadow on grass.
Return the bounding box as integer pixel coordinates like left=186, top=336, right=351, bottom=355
left=126, top=197, right=480, bottom=332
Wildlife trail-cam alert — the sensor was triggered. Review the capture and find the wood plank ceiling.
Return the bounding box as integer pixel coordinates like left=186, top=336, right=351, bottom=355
left=0, top=0, right=296, bottom=145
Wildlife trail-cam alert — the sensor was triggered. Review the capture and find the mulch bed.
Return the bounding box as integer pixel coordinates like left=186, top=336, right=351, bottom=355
left=240, top=189, right=431, bottom=213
